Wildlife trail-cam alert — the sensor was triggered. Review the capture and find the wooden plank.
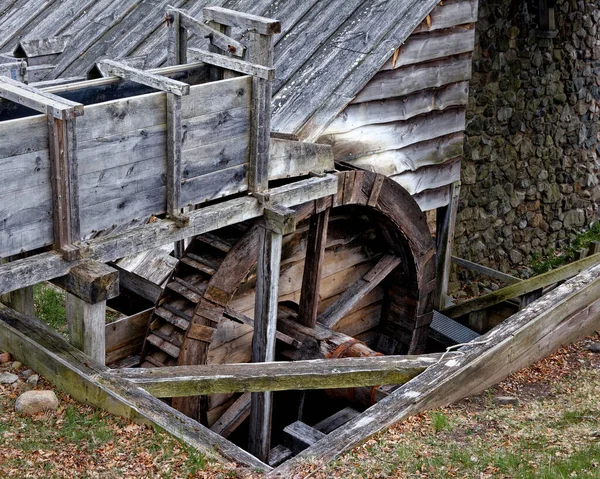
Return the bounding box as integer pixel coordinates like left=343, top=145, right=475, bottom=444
left=381, top=26, right=475, bottom=70
left=110, top=353, right=446, bottom=396
left=98, top=60, right=190, bottom=97
left=342, top=133, right=464, bottom=179
left=105, top=308, right=152, bottom=364
left=249, top=224, right=282, bottom=461
left=452, top=256, right=523, bottom=286
left=391, top=158, right=462, bottom=196
left=313, top=407, right=360, bottom=434
left=320, top=109, right=466, bottom=161
left=442, top=252, right=600, bottom=319
left=187, top=48, right=274, bottom=80
left=166, top=8, right=187, bottom=67
left=283, top=421, right=325, bottom=454
left=412, top=185, right=452, bottom=211
left=110, top=263, right=163, bottom=303
left=0, top=303, right=269, bottom=471
left=323, top=82, right=469, bottom=136
left=413, top=0, right=479, bottom=33
left=167, top=93, right=183, bottom=215
left=0, top=75, right=83, bottom=119
left=210, top=392, right=251, bottom=438
left=202, top=6, right=281, bottom=35
left=434, top=182, right=460, bottom=310
left=48, top=114, right=80, bottom=257
left=352, top=54, right=473, bottom=105
left=298, top=208, right=330, bottom=327
left=0, top=175, right=338, bottom=295
left=319, top=255, right=402, bottom=329
left=268, top=138, right=334, bottom=179
left=266, top=263, right=600, bottom=478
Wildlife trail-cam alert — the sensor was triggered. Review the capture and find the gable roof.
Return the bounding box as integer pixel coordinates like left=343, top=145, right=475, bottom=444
left=0, top=0, right=439, bottom=139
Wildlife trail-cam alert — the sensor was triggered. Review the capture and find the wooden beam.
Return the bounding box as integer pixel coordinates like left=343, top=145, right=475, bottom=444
left=169, top=7, right=245, bottom=58
left=249, top=220, right=283, bottom=461
left=202, top=6, right=281, bottom=35
left=0, top=75, right=83, bottom=119
left=186, top=48, right=274, bottom=80
left=166, top=9, right=187, bottom=66
left=48, top=113, right=80, bottom=260
left=66, top=293, right=106, bottom=364
left=98, top=60, right=190, bottom=96
left=224, top=307, right=301, bottom=348
left=451, top=256, right=523, bottom=286
left=434, top=181, right=460, bottom=310
left=166, top=92, right=183, bottom=216
left=268, top=139, right=334, bottom=180
left=109, top=263, right=163, bottom=303
left=319, top=254, right=402, bottom=329
left=283, top=422, right=325, bottom=454
left=442, top=252, right=600, bottom=319
left=0, top=304, right=269, bottom=471
left=108, top=354, right=443, bottom=397
left=210, top=392, right=251, bottom=438
left=53, top=261, right=119, bottom=304
left=0, top=174, right=338, bottom=296
left=298, top=206, right=330, bottom=327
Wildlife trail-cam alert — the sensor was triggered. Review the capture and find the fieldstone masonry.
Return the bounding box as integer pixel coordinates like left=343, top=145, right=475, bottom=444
left=456, top=0, right=600, bottom=272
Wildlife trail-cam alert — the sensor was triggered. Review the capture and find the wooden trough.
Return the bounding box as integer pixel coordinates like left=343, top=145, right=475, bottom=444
left=0, top=4, right=598, bottom=475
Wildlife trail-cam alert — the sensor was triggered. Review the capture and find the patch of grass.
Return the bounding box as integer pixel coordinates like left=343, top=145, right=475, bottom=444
left=33, top=283, right=66, bottom=333
left=531, top=221, right=600, bottom=274
left=430, top=411, right=452, bottom=432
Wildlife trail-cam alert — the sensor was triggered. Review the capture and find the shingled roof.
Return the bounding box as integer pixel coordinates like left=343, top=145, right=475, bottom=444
left=0, top=0, right=439, bottom=138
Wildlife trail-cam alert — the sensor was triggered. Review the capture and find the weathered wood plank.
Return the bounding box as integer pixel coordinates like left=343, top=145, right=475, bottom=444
left=53, top=261, right=119, bottom=304
left=345, top=133, right=464, bottom=177
left=110, top=354, right=445, bottom=396
left=390, top=158, right=462, bottom=196
left=442, top=253, right=600, bottom=319
left=187, top=48, right=274, bottom=80
left=381, top=26, right=475, bottom=70
left=203, top=6, right=281, bottom=35
left=452, top=256, right=523, bottom=286
left=321, top=109, right=466, bottom=161
left=99, top=60, right=190, bottom=96
left=319, top=254, right=402, bottom=329
left=105, top=308, right=152, bottom=365
left=110, top=263, right=163, bottom=303
left=323, top=82, right=469, bottom=136
left=268, top=139, right=334, bottom=179
left=298, top=207, right=330, bottom=328
left=413, top=0, right=479, bottom=34
left=352, top=55, right=473, bottom=105
left=66, top=292, right=106, bottom=364
left=15, top=35, right=71, bottom=58
left=412, top=185, right=452, bottom=211
left=210, top=392, right=251, bottom=438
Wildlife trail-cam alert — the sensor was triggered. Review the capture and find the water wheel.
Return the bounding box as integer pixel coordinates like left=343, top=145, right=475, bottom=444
left=140, top=170, right=436, bottom=435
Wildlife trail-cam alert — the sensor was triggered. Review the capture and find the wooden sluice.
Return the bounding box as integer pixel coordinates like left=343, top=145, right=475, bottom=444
left=1, top=4, right=600, bottom=475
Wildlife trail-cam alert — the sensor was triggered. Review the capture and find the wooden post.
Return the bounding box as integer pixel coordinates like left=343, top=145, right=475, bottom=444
left=61, top=261, right=119, bottom=365
left=298, top=199, right=330, bottom=328
left=167, top=9, right=187, bottom=67
left=0, top=256, right=34, bottom=316
left=248, top=204, right=295, bottom=462
left=434, top=181, right=460, bottom=310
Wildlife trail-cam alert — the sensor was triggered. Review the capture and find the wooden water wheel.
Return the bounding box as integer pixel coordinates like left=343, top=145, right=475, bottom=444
left=140, top=170, right=436, bottom=434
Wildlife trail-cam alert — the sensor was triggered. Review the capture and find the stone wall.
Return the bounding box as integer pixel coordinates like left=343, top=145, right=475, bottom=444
left=456, top=0, right=600, bottom=273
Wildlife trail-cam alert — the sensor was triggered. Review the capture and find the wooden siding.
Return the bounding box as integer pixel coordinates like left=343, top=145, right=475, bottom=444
left=320, top=0, right=477, bottom=211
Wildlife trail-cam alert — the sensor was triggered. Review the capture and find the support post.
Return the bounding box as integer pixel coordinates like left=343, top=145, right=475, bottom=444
left=62, top=261, right=119, bottom=365
left=248, top=204, right=295, bottom=462
left=167, top=9, right=187, bottom=66
left=434, top=181, right=460, bottom=310
left=298, top=200, right=330, bottom=328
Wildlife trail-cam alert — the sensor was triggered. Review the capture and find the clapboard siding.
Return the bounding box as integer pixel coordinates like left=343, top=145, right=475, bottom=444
left=319, top=0, right=476, bottom=211
left=352, top=54, right=472, bottom=104
left=78, top=76, right=252, bottom=236
left=321, top=108, right=466, bottom=161
left=345, top=133, right=464, bottom=177
left=381, top=26, right=475, bottom=71
left=324, top=82, right=469, bottom=135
